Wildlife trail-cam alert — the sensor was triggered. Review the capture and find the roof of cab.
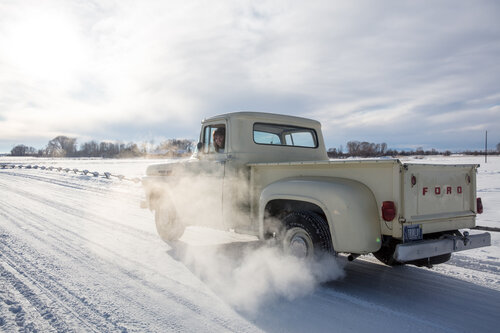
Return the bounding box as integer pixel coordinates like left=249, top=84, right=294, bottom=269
left=202, top=111, right=321, bottom=127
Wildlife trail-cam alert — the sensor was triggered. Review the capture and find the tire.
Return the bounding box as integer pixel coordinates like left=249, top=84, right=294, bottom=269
left=410, top=253, right=452, bottom=267
left=154, top=200, right=185, bottom=242
left=373, top=239, right=404, bottom=266
left=280, top=211, right=334, bottom=259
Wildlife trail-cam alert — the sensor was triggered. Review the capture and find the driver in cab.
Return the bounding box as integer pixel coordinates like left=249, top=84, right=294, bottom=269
left=213, top=128, right=225, bottom=153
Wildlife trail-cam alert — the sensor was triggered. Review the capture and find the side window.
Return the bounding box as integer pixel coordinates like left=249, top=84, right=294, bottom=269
left=202, top=124, right=226, bottom=153
left=253, top=123, right=318, bottom=148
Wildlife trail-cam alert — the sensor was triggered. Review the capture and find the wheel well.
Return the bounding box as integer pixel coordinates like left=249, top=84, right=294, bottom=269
left=263, top=199, right=327, bottom=237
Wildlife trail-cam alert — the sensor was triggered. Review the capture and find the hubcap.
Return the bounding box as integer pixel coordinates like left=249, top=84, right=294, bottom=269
left=285, top=228, right=313, bottom=258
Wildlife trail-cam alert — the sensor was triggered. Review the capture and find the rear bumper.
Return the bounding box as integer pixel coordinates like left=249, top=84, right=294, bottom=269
left=394, top=232, right=491, bottom=262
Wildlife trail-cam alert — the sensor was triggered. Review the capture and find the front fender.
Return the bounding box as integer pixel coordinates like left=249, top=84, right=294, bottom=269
left=259, top=177, right=381, bottom=254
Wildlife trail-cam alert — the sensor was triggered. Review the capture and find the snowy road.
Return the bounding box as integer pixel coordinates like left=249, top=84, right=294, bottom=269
left=1, top=157, right=499, bottom=332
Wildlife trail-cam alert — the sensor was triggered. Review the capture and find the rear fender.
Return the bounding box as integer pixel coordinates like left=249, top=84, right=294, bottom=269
left=259, top=177, right=381, bottom=253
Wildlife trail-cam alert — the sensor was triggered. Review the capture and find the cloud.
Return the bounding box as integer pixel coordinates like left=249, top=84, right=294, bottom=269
left=1, top=0, right=499, bottom=152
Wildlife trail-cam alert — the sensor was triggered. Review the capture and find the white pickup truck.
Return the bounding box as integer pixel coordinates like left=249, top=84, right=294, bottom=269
left=142, top=112, right=490, bottom=267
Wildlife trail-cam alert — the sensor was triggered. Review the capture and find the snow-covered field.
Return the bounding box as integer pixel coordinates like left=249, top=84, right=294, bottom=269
left=0, top=155, right=499, bottom=332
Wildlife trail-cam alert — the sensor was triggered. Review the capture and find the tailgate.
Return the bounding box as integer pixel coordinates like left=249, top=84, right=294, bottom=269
left=402, top=163, right=478, bottom=224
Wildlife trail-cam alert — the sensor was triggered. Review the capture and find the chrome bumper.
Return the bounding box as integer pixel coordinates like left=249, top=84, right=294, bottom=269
left=394, top=232, right=491, bottom=262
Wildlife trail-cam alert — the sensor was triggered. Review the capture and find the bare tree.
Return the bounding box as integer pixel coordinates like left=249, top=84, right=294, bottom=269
left=10, top=144, right=37, bottom=156
left=380, top=143, right=387, bottom=155
left=45, top=136, right=77, bottom=157
left=347, top=141, right=360, bottom=155
left=80, top=141, right=99, bottom=157
left=345, top=141, right=391, bottom=157
left=11, top=144, right=27, bottom=156
left=118, top=143, right=141, bottom=157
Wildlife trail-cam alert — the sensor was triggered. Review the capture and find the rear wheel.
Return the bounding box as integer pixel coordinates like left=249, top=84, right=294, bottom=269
left=373, top=238, right=404, bottom=266
left=411, top=253, right=451, bottom=267
left=154, top=200, right=185, bottom=242
left=281, top=211, right=334, bottom=259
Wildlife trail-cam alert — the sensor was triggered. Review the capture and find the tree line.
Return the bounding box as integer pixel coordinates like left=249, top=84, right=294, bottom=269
left=327, top=140, right=500, bottom=158
left=10, top=136, right=194, bottom=158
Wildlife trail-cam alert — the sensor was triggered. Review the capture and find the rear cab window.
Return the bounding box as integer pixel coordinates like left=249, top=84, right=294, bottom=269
left=253, top=123, right=318, bottom=148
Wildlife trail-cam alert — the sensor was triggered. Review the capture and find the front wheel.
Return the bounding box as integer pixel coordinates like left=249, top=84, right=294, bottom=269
left=154, top=201, right=185, bottom=242
left=281, top=211, right=334, bottom=259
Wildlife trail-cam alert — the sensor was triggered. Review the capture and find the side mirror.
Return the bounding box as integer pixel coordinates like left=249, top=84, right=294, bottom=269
left=197, top=142, right=203, bottom=152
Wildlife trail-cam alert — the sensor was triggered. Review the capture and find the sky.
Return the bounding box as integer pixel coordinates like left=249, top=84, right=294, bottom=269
left=0, top=0, right=499, bottom=154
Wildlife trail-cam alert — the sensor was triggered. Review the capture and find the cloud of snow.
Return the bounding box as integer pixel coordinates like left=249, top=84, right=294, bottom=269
left=175, top=241, right=344, bottom=315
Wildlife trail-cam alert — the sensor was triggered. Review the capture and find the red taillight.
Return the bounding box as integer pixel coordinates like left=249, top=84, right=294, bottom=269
left=382, top=201, right=396, bottom=221
left=477, top=197, right=483, bottom=214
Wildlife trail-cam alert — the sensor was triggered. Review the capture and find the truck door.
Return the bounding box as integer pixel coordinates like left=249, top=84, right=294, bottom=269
left=198, top=122, right=253, bottom=234
left=221, top=161, right=254, bottom=234
left=195, top=123, right=226, bottom=230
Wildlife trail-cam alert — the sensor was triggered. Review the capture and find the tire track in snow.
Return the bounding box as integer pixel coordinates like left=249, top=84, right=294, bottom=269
left=0, top=228, right=129, bottom=332
left=0, top=171, right=194, bottom=293
left=0, top=207, right=224, bottom=332
left=0, top=169, right=142, bottom=207
left=448, top=254, right=500, bottom=273
left=0, top=175, right=211, bottom=287
left=0, top=171, right=257, bottom=332
left=0, top=175, right=153, bottom=242
left=0, top=170, right=108, bottom=193
left=0, top=180, right=202, bottom=294
left=0, top=170, right=143, bottom=216
left=0, top=261, right=76, bottom=333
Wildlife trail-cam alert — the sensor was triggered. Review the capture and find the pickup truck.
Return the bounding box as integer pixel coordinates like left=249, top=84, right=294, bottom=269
left=142, top=112, right=491, bottom=267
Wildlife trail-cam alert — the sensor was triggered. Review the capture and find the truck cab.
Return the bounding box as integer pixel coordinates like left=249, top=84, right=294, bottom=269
left=196, top=112, right=329, bottom=165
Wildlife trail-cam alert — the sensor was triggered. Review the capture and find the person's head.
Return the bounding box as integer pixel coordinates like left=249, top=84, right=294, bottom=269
left=213, top=127, right=225, bottom=152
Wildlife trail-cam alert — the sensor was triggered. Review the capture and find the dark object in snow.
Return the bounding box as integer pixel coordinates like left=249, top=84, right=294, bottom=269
left=473, top=225, right=500, bottom=232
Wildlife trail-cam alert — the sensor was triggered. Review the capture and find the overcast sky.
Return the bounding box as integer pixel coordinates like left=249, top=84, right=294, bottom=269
left=1, top=0, right=499, bottom=153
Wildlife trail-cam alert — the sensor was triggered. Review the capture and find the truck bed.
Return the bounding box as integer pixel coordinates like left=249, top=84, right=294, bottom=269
left=249, top=159, right=479, bottom=239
